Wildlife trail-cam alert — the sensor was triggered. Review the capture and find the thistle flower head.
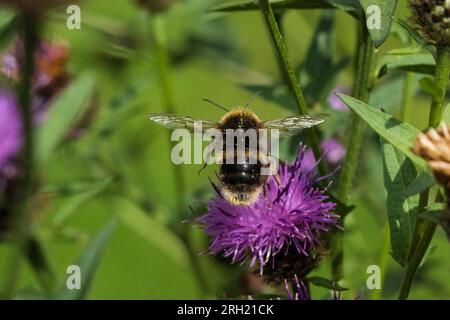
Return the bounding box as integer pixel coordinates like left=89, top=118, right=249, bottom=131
left=412, top=123, right=450, bottom=188
left=409, top=0, right=450, bottom=46
left=199, top=145, right=338, bottom=274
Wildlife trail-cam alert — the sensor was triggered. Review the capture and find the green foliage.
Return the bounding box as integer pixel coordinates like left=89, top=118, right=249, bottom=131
left=393, top=18, right=436, bottom=58
left=54, top=218, right=118, bottom=300
left=359, top=0, right=398, bottom=48
left=307, top=276, right=348, bottom=291
left=116, top=197, right=189, bottom=268
left=36, top=72, right=97, bottom=165
left=419, top=76, right=444, bottom=100
left=0, top=9, right=16, bottom=49
left=378, top=52, right=435, bottom=77
left=339, top=94, right=426, bottom=167
left=211, top=0, right=358, bottom=15
left=299, top=11, right=350, bottom=105
left=381, top=139, right=418, bottom=266
left=405, top=171, right=436, bottom=197
left=0, top=0, right=448, bottom=301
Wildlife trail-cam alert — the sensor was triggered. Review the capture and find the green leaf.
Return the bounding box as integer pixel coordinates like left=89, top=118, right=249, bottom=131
left=420, top=203, right=450, bottom=241
left=442, top=102, right=450, bottom=122
left=54, top=218, right=118, bottom=300
left=51, top=178, right=113, bottom=227
left=393, top=18, right=436, bottom=58
left=307, top=276, right=348, bottom=291
left=381, top=139, right=419, bottom=266
left=419, top=77, right=443, bottom=99
left=420, top=203, right=446, bottom=224
left=116, top=198, right=189, bottom=268
left=359, top=0, right=398, bottom=48
left=338, top=94, right=426, bottom=167
left=419, top=245, right=437, bottom=269
left=0, top=9, right=16, bottom=49
left=300, top=11, right=350, bottom=104
left=328, top=192, right=355, bottom=217
left=243, top=11, right=349, bottom=110
left=36, top=72, right=96, bottom=165
left=370, top=75, right=406, bottom=112
left=210, top=0, right=359, bottom=17
left=378, top=53, right=435, bottom=78
left=243, top=83, right=296, bottom=112
left=405, top=171, right=436, bottom=197
left=25, top=237, right=56, bottom=296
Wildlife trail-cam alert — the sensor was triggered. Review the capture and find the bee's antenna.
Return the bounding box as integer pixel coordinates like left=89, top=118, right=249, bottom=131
left=244, top=91, right=261, bottom=108
left=202, top=98, right=229, bottom=112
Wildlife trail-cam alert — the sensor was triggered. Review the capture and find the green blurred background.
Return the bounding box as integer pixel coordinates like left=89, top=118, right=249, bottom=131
left=0, top=0, right=448, bottom=299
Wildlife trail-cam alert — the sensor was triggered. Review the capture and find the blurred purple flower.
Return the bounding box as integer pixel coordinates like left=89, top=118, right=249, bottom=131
left=0, top=90, right=22, bottom=183
left=1, top=39, right=69, bottom=122
left=1, top=54, right=18, bottom=79
left=1, top=40, right=69, bottom=114
left=199, top=145, right=338, bottom=274
left=1, top=40, right=70, bottom=186
left=303, top=138, right=346, bottom=171
left=328, top=86, right=349, bottom=111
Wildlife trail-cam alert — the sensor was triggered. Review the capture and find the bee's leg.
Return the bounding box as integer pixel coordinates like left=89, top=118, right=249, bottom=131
left=198, top=143, right=220, bottom=176
left=197, top=162, right=208, bottom=176
left=274, top=173, right=282, bottom=187
left=263, top=150, right=281, bottom=187
left=263, top=182, right=271, bottom=208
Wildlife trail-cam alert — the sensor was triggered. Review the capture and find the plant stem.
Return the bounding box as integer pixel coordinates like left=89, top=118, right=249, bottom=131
left=400, top=73, right=413, bottom=122
left=1, top=14, right=38, bottom=299
left=25, top=237, right=56, bottom=296
left=331, top=17, right=375, bottom=281
left=398, top=222, right=436, bottom=300
left=428, top=47, right=450, bottom=128
left=398, top=46, right=450, bottom=300
left=152, top=16, right=208, bottom=297
left=258, top=0, right=324, bottom=175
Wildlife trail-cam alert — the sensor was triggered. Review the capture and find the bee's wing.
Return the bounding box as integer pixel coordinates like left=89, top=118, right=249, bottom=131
left=149, top=113, right=217, bottom=132
left=263, top=113, right=329, bottom=137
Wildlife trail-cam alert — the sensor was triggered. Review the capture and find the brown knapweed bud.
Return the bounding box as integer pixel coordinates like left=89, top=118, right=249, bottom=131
left=412, top=123, right=450, bottom=188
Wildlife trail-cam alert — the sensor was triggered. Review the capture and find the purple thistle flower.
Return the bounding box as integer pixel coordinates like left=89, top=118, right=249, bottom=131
left=199, top=145, right=338, bottom=274
left=303, top=138, right=346, bottom=171
left=328, top=86, right=349, bottom=111
left=0, top=90, right=22, bottom=184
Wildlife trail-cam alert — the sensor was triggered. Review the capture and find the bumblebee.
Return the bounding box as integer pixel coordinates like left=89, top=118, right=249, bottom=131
left=149, top=103, right=327, bottom=206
